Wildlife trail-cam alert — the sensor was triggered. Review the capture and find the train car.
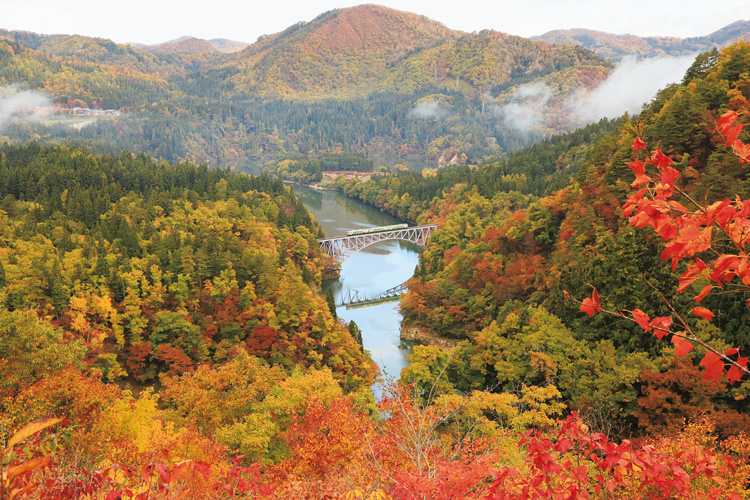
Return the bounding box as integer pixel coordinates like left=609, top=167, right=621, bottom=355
left=346, top=223, right=407, bottom=236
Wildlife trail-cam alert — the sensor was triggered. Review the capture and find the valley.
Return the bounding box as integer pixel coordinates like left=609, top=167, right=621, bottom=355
left=0, top=4, right=749, bottom=499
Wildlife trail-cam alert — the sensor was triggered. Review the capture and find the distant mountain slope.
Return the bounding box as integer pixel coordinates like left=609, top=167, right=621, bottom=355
left=0, top=35, right=183, bottom=108
left=145, top=37, right=218, bottom=54
left=10, top=4, right=731, bottom=169
left=219, top=4, right=461, bottom=98
left=214, top=4, right=610, bottom=99
left=208, top=38, right=249, bottom=53
left=131, top=36, right=249, bottom=54
left=533, top=19, right=750, bottom=61
left=703, top=19, right=750, bottom=45
left=0, top=28, right=215, bottom=85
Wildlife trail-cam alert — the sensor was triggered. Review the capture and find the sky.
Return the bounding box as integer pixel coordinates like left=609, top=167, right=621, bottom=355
left=0, top=0, right=747, bottom=46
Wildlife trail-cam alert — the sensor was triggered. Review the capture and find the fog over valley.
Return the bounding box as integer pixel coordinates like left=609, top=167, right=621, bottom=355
left=497, top=54, right=698, bottom=134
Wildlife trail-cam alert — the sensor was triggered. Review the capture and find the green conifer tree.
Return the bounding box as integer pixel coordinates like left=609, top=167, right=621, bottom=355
left=325, top=288, right=337, bottom=320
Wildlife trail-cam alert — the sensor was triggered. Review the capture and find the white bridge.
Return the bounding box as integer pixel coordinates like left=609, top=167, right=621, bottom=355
left=318, top=224, right=438, bottom=264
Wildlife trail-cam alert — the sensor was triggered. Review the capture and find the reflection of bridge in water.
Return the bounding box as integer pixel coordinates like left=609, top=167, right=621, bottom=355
left=338, top=282, right=408, bottom=310
left=318, top=224, right=438, bottom=265
left=320, top=224, right=437, bottom=309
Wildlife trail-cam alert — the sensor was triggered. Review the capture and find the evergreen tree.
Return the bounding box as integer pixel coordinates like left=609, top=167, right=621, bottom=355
left=326, top=288, right=338, bottom=320
left=349, top=320, right=363, bottom=348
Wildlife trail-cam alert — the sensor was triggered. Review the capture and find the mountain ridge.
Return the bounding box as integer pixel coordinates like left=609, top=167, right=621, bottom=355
left=220, top=4, right=463, bottom=98
left=0, top=5, right=748, bottom=169
left=211, top=4, right=611, bottom=99
left=130, top=36, right=250, bottom=54
left=533, top=19, right=750, bottom=61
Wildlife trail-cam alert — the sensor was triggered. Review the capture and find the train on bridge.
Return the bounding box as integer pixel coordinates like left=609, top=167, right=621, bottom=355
left=346, top=223, right=408, bottom=236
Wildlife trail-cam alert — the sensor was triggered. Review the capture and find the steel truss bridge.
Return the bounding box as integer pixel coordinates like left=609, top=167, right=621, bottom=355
left=318, top=224, right=437, bottom=265
left=337, top=282, right=408, bottom=309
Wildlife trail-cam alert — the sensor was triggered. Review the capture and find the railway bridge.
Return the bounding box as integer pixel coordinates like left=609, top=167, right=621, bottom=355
left=337, top=282, right=408, bottom=309
left=318, top=224, right=437, bottom=265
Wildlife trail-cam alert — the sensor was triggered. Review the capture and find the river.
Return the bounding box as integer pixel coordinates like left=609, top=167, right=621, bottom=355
left=293, top=184, right=421, bottom=390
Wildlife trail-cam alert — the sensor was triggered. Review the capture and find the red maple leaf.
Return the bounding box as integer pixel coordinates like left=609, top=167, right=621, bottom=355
left=727, top=357, right=748, bottom=384
left=580, top=288, right=602, bottom=317
left=156, top=464, right=171, bottom=484
left=194, top=461, right=211, bottom=480
left=725, top=123, right=744, bottom=147
left=631, top=309, right=651, bottom=331
left=733, top=139, right=750, bottom=164
left=717, top=110, right=738, bottom=131
left=672, top=336, right=694, bottom=357
left=650, top=316, right=673, bottom=340
left=632, top=137, right=647, bottom=154
left=691, top=307, right=715, bottom=321
left=631, top=173, right=652, bottom=188
left=693, top=284, right=712, bottom=303
left=660, top=166, right=680, bottom=188
left=651, top=149, right=673, bottom=170
left=626, top=160, right=645, bottom=176
left=700, top=351, right=725, bottom=380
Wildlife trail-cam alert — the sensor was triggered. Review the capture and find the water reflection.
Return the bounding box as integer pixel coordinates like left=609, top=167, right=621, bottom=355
left=293, top=185, right=323, bottom=211
left=325, top=240, right=419, bottom=303
left=294, top=185, right=420, bottom=388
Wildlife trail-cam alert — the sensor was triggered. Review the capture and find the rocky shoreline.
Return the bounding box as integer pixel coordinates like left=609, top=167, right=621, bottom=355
left=400, top=326, right=460, bottom=349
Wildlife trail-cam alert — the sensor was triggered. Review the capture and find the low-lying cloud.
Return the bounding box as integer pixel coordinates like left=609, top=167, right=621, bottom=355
left=0, top=86, right=53, bottom=128
left=569, top=55, right=697, bottom=124
left=495, top=82, right=552, bottom=132
left=408, top=101, right=451, bottom=120
left=497, top=54, right=697, bottom=134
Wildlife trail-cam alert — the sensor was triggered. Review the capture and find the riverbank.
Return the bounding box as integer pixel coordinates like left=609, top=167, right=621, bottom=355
left=285, top=171, right=384, bottom=190
left=400, top=326, right=460, bottom=349
left=321, top=170, right=383, bottom=183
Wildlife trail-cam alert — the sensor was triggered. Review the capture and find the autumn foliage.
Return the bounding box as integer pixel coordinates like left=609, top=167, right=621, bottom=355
left=4, top=38, right=750, bottom=500
left=486, top=414, right=748, bottom=500
left=575, top=109, right=750, bottom=384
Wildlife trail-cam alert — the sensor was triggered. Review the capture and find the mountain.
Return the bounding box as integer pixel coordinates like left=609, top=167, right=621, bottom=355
left=533, top=19, right=750, bottom=61
left=208, top=38, right=249, bottom=53
left=0, top=33, right=182, bottom=109
left=131, top=36, right=250, bottom=54
left=219, top=4, right=462, bottom=98
left=144, top=37, right=218, bottom=54
left=0, top=4, right=651, bottom=169
left=214, top=4, right=610, bottom=99
left=702, top=19, right=750, bottom=45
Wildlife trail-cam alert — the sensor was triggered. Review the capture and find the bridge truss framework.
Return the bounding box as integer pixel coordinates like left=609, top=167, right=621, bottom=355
left=338, top=282, right=408, bottom=308
left=318, top=224, right=438, bottom=264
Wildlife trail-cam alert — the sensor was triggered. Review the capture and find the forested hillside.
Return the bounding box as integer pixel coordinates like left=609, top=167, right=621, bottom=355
left=335, top=116, right=624, bottom=220
left=2, top=7, right=749, bottom=173
left=2, top=7, right=750, bottom=498
left=2, top=42, right=750, bottom=500
left=0, top=144, right=380, bottom=384
left=0, top=5, right=617, bottom=168
left=341, top=42, right=750, bottom=439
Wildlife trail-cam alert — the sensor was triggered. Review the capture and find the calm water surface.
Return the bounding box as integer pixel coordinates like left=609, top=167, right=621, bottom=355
left=293, top=184, right=420, bottom=390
